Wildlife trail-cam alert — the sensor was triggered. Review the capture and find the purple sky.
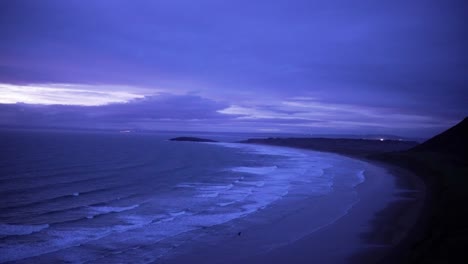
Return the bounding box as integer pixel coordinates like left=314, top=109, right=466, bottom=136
left=0, top=0, right=467, bottom=137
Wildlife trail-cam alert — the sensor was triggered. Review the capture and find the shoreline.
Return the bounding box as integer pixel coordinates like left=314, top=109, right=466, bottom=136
left=236, top=139, right=432, bottom=263
left=348, top=161, right=427, bottom=264
left=235, top=152, right=426, bottom=264
left=160, top=143, right=426, bottom=264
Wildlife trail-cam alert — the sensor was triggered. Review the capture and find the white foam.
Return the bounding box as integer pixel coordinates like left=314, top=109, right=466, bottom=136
left=0, top=213, right=159, bottom=262
left=246, top=181, right=265, bottom=187
left=176, top=183, right=197, bottom=188
left=216, top=142, right=308, bottom=158
left=0, top=224, right=49, bottom=236
left=195, top=192, right=220, bottom=198
left=120, top=215, right=154, bottom=227
left=197, top=184, right=233, bottom=191
left=169, top=211, right=187, bottom=217
left=231, top=166, right=278, bottom=175
left=179, top=183, right=235, bottom=198
left=216, top=201, right=236, bottom=207
left=355, top=170, right=366, bottom=186
left=88, top=204, right=140, bottom=216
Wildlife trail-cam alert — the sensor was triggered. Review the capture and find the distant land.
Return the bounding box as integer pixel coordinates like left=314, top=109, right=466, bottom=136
left=0, top=124, right=427, bottom=142
left=169, top=137, right=218, bottom=142
left=240, top=138, right=418, bottom=158
left=305, top=133, right=425, bottom=142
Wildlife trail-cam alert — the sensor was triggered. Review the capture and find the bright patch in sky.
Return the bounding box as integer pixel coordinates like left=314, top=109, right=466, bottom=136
left=0, top=83, right=146, bottom=106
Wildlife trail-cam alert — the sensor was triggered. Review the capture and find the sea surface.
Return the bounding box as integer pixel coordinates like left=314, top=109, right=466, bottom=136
left=0, top=130, right=371, bottom=263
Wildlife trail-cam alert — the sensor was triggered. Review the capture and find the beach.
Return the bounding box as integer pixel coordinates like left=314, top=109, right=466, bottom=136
left=159, top=148, right=426, bottom=264
left=164, top=128, right=468, bottom=263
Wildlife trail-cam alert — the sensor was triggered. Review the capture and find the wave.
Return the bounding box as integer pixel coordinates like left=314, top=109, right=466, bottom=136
left=0, top=160, right=148, bottom=182
left=88, top=204, right=140, bottom=214
left=0, top=224, right=49, bottom=236
left=0, top=221, right=146, bottom=262
left=215, top=142, right=308, bottom=158
left=356, top=170, right=366, bottom=186
left=196, top=192, right=220, bottom=198
left=169, top=211, right=187, bottom=217
left=11, top=204, right=142, bottom=229
left=216, top=201, right=237, bottom=207
left=0, top=187, right=126, bottom=212
left=82, top=204, right=140, bottom=221
left=1, top=194, right=143, bottom=227
left=240, top=180, right=266, bottom=187
left=231, top=166, right=278, bottom=175
left=0, top=173, right=123, bottom=200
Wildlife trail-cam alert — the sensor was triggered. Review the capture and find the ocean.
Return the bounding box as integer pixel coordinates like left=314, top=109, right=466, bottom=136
left=0, top=130, right=374, bottom=263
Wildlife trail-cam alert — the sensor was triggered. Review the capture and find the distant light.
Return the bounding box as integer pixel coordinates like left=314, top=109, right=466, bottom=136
left=379, top=138, right=384, bottom=141
left=120, top=130, right=131, bottom=133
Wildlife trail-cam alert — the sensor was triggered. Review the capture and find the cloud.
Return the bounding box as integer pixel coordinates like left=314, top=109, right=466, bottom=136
left=0, top=93, right=460, bottom=137
left=101, top=94, right=231, bottom=120
left=0, top=83, right=147, bottom=105
left=217, top=97, right=459, bottom=135
left=0, top=94, right=232, bottom=130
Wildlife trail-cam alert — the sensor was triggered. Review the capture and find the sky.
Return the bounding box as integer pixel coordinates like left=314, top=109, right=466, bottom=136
left=0, top=0, right=467, bottom=137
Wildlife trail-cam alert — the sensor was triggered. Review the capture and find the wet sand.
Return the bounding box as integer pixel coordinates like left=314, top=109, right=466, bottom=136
left=159, top=153, right=425, bottom=264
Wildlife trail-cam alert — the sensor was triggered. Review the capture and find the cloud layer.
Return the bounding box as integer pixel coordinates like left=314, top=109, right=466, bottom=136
left=0, top=93, right=457, bottom=137
left=0, top=0, right=466, bottom=136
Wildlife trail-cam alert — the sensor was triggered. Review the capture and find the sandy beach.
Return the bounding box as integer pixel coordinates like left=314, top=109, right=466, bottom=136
left=159, top=150, right=426, bottom=264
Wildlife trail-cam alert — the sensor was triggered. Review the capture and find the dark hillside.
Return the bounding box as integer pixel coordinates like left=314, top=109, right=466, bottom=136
left=372, top=117, right=468, bottom=263
left=411, top=117, right=468, bottom=162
